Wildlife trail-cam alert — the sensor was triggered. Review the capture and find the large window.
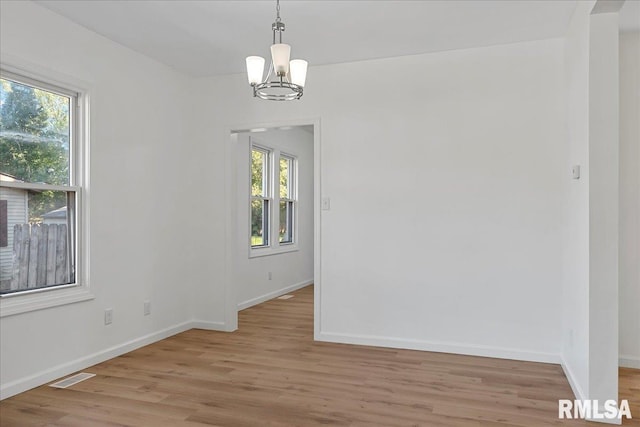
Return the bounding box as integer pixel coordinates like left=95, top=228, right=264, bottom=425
left=0, top=71, right=82, bottom=296
left=250, top=142, right=297, bottom=253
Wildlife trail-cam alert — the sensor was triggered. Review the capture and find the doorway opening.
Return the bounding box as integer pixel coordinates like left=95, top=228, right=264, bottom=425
left=225, top=120, right=321, bottom=337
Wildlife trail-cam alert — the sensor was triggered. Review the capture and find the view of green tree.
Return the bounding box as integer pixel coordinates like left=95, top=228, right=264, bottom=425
left=251, top=149, right=267, bottom=244
left=0, top=80, right=47, bottom=135
left=251, top=149, right=264, bottom=196
left=249, top=149, right=294, bottom=245
left=278, top=157, right=291, bottom=241
left=279, top=157, right=289, bottom=199
left=0, top=78, right=70, bottom=220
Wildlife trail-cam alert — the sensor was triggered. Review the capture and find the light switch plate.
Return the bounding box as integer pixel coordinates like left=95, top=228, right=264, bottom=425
left=322, top=197, right=330, bottom=210
left=572, top=165, right=581, bottom=180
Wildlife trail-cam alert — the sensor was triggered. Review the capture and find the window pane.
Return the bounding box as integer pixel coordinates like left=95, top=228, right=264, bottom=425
left=251, top=149, right=267, bottom=197
left=0, top=188, right=75, bottom=294
left=279, top=156, right=290, bottom=199
left=0, top=78, right=71, bottom=186
left=251, top=199, right=269, bottom=247
left=279, top=200, right=293, bottom=243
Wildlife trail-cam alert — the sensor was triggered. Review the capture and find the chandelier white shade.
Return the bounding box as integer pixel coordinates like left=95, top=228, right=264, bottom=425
left=270, top=44, right=291, bottom=75
left=289, top=59, right=308, bottom=87
left=246, top=0, right=307, bottom=101
left=246, top=56, right=265, bottom=85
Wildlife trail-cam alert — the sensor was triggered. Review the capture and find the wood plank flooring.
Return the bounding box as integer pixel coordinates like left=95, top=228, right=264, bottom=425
left=1, top=285, right=638, bottom=426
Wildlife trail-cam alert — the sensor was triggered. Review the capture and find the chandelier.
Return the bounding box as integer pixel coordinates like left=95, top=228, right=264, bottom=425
left=246, top=0, right=308, bottom=101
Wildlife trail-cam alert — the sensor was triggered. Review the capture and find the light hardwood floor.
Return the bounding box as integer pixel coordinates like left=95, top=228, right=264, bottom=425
left=0, top=285, right=638, bottom=426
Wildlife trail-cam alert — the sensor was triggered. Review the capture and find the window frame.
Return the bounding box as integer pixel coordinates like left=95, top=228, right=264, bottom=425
left=278, top=152, right=297, bottom=246
left=250, top=144, right=272, bottom=249
left=0, top=67, right=92, bottom=317
left=249, top=139, right=298, bottom=258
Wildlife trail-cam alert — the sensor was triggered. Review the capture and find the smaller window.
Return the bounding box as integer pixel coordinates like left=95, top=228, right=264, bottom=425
left=279, top=154, right=296, bottom=244
left=251, top=147, right=271, bottom=247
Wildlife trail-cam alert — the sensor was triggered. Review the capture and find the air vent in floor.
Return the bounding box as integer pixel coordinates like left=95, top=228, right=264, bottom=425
left=49, top=372, right=96, bottom=389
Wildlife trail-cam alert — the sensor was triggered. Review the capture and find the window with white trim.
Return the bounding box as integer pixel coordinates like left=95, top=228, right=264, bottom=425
left=0, top=71, right=82, bottom=296
left=251, top=146, right=271, bottom=247
left=250, top=142, right=297, bottom=253
left=278, top=154, right=295, bottom=244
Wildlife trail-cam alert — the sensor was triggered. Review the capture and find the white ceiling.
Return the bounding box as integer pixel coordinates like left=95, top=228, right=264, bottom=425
left=34, top=0, right=592, bottom=78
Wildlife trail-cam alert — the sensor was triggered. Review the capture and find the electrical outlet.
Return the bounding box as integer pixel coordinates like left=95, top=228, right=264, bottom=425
left=144, top=300, right=151, bottom=316
left=268, top=272, right=272, bottom=280
left=104, top=308, right=113, bottom=325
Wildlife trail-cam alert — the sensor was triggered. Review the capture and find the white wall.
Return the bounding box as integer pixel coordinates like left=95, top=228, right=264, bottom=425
left=191, top=38, right=567, bottom=362
left=0, top=1, right=195, bottom=398
left=561, top=0, right=594, bottom=400
left=234, top=128, right=314, bottom=309
left=588, top=10, right=619, bottom=408
left=619, top=31, right=640, bottom=369
left=562, top=1, right=625, bottom=415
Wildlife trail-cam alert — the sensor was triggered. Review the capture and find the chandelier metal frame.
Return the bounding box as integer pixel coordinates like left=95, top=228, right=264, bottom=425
left=248, top=0, right=305, bottom=101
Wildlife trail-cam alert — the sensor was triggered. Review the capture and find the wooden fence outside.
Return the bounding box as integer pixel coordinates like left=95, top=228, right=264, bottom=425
left=10, top=224, right=70, bottom=291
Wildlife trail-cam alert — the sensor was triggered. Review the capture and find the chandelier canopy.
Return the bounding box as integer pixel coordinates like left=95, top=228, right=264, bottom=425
left=246, top=0, right=308, bottom=101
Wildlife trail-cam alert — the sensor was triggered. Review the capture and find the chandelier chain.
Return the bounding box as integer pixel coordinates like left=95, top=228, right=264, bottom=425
left=276, top=0, right=281, bottom=23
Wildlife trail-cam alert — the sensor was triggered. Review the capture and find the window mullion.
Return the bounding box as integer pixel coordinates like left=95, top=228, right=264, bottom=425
left=273, top=151, right=279, bottom=248
left=266, top=197, right=270, bottom=246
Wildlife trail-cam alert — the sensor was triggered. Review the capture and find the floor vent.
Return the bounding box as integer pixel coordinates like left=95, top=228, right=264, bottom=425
left=278, top=294, right=294, bottom=300
left=49, top=372, right=96, bottom=389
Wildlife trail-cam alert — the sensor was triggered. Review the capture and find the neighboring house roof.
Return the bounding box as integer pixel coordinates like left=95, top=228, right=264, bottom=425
left=42, top=206, right=67, bottom=219
left=0, top=172, right=23, bottom=182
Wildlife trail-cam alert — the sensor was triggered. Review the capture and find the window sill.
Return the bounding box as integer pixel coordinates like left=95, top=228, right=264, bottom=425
left=0, top=285, right=94, bottom=317
left=249, top=245, right=299, bottom=259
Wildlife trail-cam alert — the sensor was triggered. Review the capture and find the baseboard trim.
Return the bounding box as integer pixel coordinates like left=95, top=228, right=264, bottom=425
left=619, top=355, right=640, bottom=369
left=317, top=331, right=560, bottom=364
left=561, top=356, right=630, bottom=425
left=0, top=320, right=193, bottom=400
left=191, top=320, right=228, bottom=331
left=560, top=355, right=587, bottom=401
left=237, top=279, right=313, bottom=311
